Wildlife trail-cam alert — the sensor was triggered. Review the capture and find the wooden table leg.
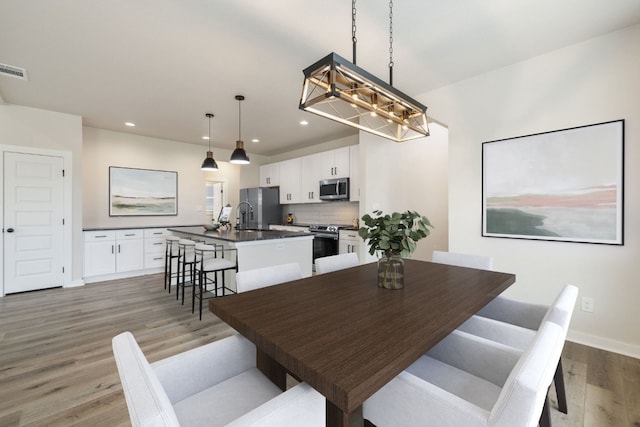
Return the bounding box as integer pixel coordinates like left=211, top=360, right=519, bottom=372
left=326, top=401, right=365, bottom=427
left=256, top=348, right=287, bottom=391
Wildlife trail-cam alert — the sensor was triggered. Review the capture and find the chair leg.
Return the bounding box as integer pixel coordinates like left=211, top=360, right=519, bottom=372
left=192, top=270, right=198, bottom=314
left=555, top=357, right=568, bottom=414
left=199, top=271, right=204, bottom=320
left=164, top=253, right=169, bottom=290
left=539, top=393, right=552, bottom=427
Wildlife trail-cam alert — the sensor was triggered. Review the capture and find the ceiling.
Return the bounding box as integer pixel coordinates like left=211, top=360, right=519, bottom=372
left=1, top=1, right=640, bottom=156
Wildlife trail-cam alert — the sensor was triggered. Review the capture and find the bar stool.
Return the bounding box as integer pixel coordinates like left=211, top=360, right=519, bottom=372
left=164, top=236, right=180, bottom=292
left=177, top=239, right=196, bottom=305
left=193, top=243, right=237, bottom=320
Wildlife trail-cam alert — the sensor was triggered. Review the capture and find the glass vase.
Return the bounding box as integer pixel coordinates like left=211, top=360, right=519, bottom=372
left=377, top=254, right=404, bottom=289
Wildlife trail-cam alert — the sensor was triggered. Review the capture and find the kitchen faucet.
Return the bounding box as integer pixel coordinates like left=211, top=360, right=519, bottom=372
left=236, top=201, right=254, bottom=229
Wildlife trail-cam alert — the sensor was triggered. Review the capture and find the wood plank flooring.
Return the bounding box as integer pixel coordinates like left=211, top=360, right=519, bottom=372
left=0, top=274, right=638, bottom=426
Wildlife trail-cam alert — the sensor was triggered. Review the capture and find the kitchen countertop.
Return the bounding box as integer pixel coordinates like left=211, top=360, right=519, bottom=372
left=168, top=226, right=313, bottom=243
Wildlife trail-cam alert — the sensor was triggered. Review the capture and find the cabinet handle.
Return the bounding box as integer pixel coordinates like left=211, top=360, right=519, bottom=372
left=118, top=244, right=121, bottom=253
left=153, top=232, right=162, bottom=235
left=111, top=245, right=114, bottom=254
left=153, top=257, right=162, bottom=260
left=95, top=235, right=108, bottom=238
left=153, top=242, right=163, bottom=246
left=124, top=233, right=135, bottom=237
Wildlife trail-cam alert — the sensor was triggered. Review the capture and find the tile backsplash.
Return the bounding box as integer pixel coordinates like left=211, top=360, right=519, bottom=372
left=283, top=202, right=359, bottom=226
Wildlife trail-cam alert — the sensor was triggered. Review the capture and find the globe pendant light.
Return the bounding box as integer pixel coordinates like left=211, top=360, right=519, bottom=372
left=201, top=113, right=218, bottom=171
left=230, top=95, right=250, bottom=165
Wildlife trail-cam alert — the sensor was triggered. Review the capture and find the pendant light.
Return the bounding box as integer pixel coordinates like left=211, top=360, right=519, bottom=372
left=230, top=95, right=250, bottom=164
left=201, top=113, right=219, bottom=171
left=299, top=0, right=429, bottom=142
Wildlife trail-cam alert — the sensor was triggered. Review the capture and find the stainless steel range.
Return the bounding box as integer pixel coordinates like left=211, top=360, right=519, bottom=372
left=309, top=224, right=342, bottom=268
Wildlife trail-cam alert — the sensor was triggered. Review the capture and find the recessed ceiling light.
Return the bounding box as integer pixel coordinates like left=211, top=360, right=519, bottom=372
left=251, top=138, right=259, bottom=143
left=125, top=122, right=136, bottom=127
left=202, top=136, right=210, bottom=140
left=300, top=120, right=309, bottom=126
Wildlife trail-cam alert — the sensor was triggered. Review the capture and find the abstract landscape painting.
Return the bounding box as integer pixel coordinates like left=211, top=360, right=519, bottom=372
left=109, top=167, right=177, bottom=216
left=482, top=120, right=624, bottom=244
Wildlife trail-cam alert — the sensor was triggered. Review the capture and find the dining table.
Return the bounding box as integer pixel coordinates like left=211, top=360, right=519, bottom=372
left=209, top=259, right=516, bottom=427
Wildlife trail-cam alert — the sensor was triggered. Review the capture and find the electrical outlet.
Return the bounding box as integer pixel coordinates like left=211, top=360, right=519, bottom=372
left=581, top=296, right=594, bottom=313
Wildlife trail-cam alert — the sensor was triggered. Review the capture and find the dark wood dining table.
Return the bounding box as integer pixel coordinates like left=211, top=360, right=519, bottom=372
left=209, top=259, right=515, bottom=427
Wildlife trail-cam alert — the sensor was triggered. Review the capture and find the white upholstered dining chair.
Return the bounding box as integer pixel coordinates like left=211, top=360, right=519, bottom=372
left=112, top=332, right=325, bottom=427
left=235, top=262, right=302, bottom=293
left=431, top=250, right=493, bottom=270
left=458, top=284, right=578, bottom=414
left=314, top=252, right=359, bottom=274
left=364, top=321, right=564, bottom=427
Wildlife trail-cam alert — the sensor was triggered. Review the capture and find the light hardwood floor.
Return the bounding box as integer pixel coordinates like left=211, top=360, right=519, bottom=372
left=0, top=274, right=638, bottom=426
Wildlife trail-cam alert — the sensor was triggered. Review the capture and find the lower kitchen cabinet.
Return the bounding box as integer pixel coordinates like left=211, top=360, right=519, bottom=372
left=84, top=228, right=166, bottom=282
left=84, top=231, right=117, bottom=276
left=115, top=229, right=144, bottom=272
left=339, top=229, right=360, bottom=255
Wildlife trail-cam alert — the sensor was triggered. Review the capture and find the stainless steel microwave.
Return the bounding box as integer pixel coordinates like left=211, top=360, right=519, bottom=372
left=319, top=178, right=350, bottom=201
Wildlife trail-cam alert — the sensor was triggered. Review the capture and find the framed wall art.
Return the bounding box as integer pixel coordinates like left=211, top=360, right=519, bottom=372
left=482, top=120, right=624, bottom=245
left=109, top=166, right=178, bottom=216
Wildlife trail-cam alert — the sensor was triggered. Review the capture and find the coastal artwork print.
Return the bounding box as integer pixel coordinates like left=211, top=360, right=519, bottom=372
left=482, top=120, right=624, bottom=245
left=109, top=167, right=178, bottom=216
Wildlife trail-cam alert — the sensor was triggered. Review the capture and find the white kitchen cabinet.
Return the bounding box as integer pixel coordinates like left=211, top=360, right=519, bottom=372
left=84, top=231, right=117, bottom=276
left=321, top=147, right=350, bottom=179
left=115, top=229, right=144, bottom=272
left=144, top=228, right=168, bottom=269
left=260, top=162, right=280, bottom=187
left=279, top=158, right=301, bottom=204
left=300, top=153, right=323, bottom=203
left=84, top=228, right=145, bottom=279
left=339, top=229, right=361, bottom=255
left=349, top=145, right=360, bottom=201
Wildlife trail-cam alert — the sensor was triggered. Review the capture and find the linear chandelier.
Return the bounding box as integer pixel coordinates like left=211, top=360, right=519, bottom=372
left=299, top=0, right=429, bottom=142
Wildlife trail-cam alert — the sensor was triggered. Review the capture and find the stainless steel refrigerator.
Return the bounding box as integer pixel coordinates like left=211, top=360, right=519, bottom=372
left=238, top=187, right=281, bottom=229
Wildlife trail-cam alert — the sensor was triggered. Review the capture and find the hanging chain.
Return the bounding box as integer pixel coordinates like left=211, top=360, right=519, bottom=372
left=389, top=0, right=394, bottom=85
left=352, top=0, right=357, bottom=64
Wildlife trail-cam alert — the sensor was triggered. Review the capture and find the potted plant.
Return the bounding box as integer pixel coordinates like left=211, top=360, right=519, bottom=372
left=359, top=210, right=433, bottom=289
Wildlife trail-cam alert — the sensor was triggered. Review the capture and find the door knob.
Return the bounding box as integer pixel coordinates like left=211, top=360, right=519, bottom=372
left=6, top=228, right=14, bottom=233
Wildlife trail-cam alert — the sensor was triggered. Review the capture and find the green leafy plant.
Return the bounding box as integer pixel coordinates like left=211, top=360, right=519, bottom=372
left=358, top=210, right=433, bottom=258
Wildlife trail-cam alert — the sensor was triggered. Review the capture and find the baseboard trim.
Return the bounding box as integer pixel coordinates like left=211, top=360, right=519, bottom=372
left=83, top=268, right=163, bottom=284
left=567, top=330, right=640, bottom=360
left=64, top=279, right=85, bottom=288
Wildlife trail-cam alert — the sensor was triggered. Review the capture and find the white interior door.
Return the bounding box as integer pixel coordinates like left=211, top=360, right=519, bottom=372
left=4, top=152, right=64, bottom=294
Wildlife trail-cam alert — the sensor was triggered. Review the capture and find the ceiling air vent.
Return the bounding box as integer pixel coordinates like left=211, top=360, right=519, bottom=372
left=0, top=63, right=28, bottom=80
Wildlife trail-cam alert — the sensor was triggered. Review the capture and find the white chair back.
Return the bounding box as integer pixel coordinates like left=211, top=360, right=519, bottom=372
left=489, top=322, right=564, bottom=427
left=314, top=253, right=359, bottom=274
left=432, top=250, right=493, bottom=270
left=236, top=263, right=302, bottom=293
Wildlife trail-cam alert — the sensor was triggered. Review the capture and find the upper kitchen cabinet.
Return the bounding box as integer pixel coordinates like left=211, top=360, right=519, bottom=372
left=300, top=153, right=323, bottom=203
left=321, top=147, right=350, bottom=179
left=349, top=145, right=360, bottom=202
left=279, top=158, right=301, bottom=204
left=260, top=162, right=280, bottom=187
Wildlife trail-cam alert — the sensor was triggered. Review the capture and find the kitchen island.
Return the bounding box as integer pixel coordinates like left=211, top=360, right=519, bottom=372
left=167, top=226, right=314, bottom=292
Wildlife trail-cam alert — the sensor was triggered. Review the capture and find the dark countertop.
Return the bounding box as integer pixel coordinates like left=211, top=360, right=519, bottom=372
left=168, top=226, right=313, bottom=243
left=83, top=224, right=201, bottom=232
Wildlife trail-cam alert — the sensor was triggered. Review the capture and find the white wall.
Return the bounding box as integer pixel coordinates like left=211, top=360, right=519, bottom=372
left=83, top=127, right=243, bottom=228
left=424, top=24, right=640, bottom=357
left=0, top=104, right=84, bottom=284
left=360, top=122, right=449, bottom=263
